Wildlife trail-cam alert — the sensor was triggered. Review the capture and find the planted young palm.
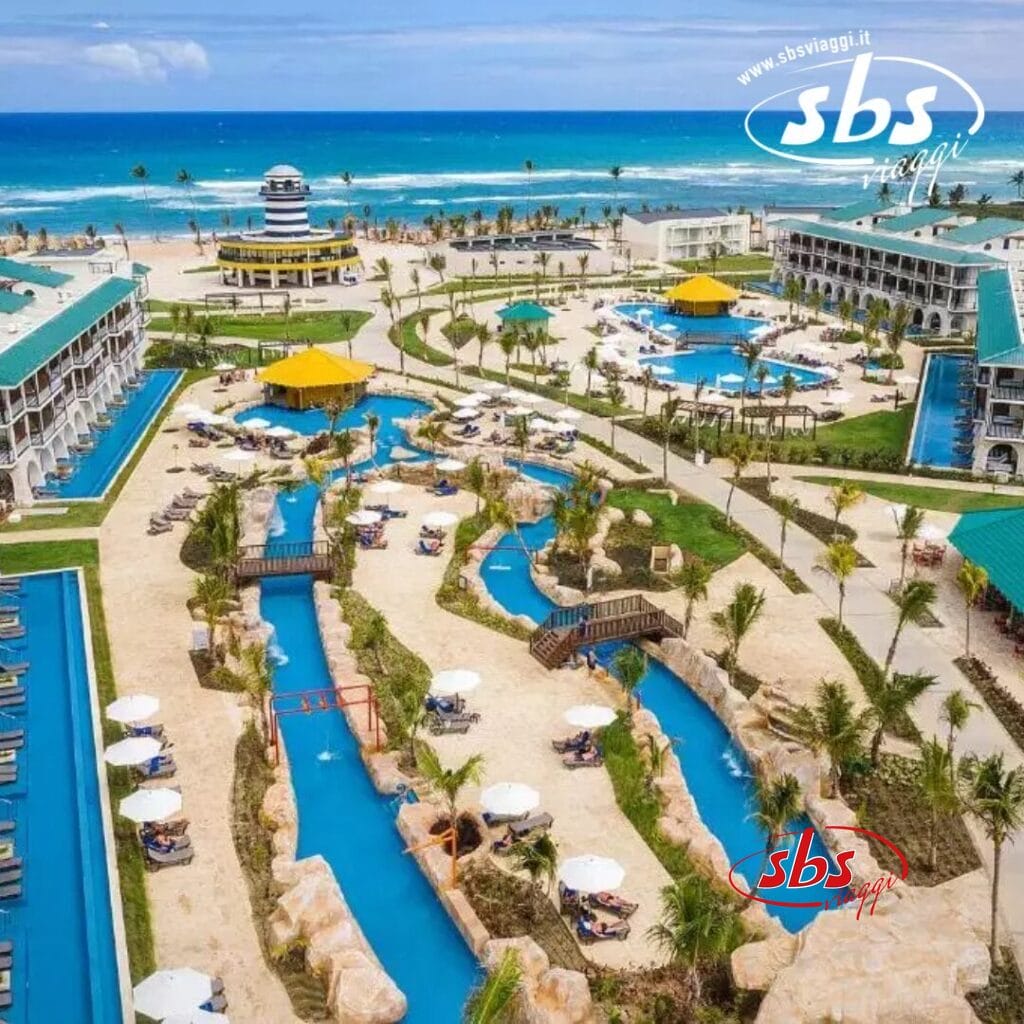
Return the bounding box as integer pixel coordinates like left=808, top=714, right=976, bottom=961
left=582, top=345, right=599, bottom=397
left=711, top=582, right=765, bottom=688
left=786, top=679, right=871, bottom=797
left=363, top=412, right=381, bottom=466
left=775, top=493, right=799, bottom=566
left=826, top=481, right=863, bottom=534
left=917, top=737, right=958, bottom=872
left=895, top=505, right=925, bottom=589
left=691, top=378, right=706, bottom=453
left=737, top=340, right=763, bottom=411
left=323, top=397, right=344, bottom=440
left=330, top=429, right=358, bottom=486
left=606, top=380, right=626, bottom=452
left=816, top=539, right=858, bottom=626
left=956, top=560, right=989, bottom=659
left=658, top=396, right=683, bottom=483
left=612, top=645, right=647, bottom=711
left=751, top=773, right=802, bottom=895
left=724, top=440, right=751, bottom=524
left=675, top=558, right=712, bottom=639
left=867, top=671, right=936, bottom=766
left=238, top=641, right=273, bottom=736
left=509, top=833, right=558, bottom=896
left=886, top=302, right=911, bottom=385
left=498, top=334, right=517, bottom=385
left=959, top=753, right=1024, bottom=965
left=565, top=500, right=601, bottom=587
left=883, top=578, right=937, bottom=677
left=415, top=743, right=485, bottom=829
left=646, top=873, right=745, bottom=1003
left=462, top=948, right=522, bottom=1024
left=940, top=689, right=980, bottom=784
left=193, top=573, right=233, bottom=663
left=464, top=458, right=489, bottom=516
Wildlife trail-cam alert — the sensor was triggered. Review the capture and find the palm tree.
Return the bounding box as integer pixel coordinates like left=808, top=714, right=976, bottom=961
left=884, top=578, right=937, bottom=677
left=523, top=159, right=535, bottom=220
left=415, top=743, right=484, bottom=826
left=462, top=948, right=522, bottom=1024
left=498, top=333, right=517, bottom=385
left=612, top=646, right=647, bottom=711
left=582, top=346, right=599, bottom=397
left=646, top=874, right=745, bottom=1003
left=193, top=573, right=233, bottom=663
left=876, top=181, right=893, bottom=204
left=323, top=397, right=344, bottom=441
left=130, top=164, right=158, bottom=240
left=176, top=167, right=201, bottom=244
left=237, top=641, right=272, bottom=736
left=886, top=302, right=911, bottom=385
left=691, top=378, right=706, bottom=452
left=737, top=340, right=763, bottom=410
left=363, top=411, right=381, bottom=466
left=837, top=298, right=854, bottom=334
left=724, top=440, right=751, bottom=523
left=475, top=323, right=492, bottom=370
left=464, top=458, right=489, bottom=516
left=918, top=737, right=958, bottom=872
left=114, top=222, right=130, bottom=259
left=776, top=493, right=799, bottom=566
left=895, top=505, right=925, bottom=590
left=606, top=380, right=626, bottom=452
left=1010, top=169, right=1024, bottom=199
left=333, top=430, right=358, bottom=485
left=509, top=833, right=559, bottom=895
left=959, top=753, right=1024, bottom=965
left=940, top=689, right=980, bottom=783
left=956, top=561, right=988, bottom=659
left=428, top=253, right=447, bottom=283
left=816, top=539, right=858, bottom=626
left=826, top=481, right=863, bottom=534
left=658, top=396, right=683, bottom=483
left=639, top=366, right=657, bottom=418
left=751, top=773, right=802, bottom=895
left=867, top=672, right=936, bottom=766
left=782, top=278, right=801, bottom=321
left=675, top=559, right=712, bottom=640
left=576, top=252, right=590, bottom=290
left=787, top=679, right=871, bottom=797
left=711, top=582, right=765, bottom=688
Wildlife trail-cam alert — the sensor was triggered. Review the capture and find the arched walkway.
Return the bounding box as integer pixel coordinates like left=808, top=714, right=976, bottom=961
left=25, top=460, right=43, bottom=492
left=912, top=308, right=925, bottom=327
left=986, top=444, right=1018, bottom=474
left=928, top=311, right=944, bottom=332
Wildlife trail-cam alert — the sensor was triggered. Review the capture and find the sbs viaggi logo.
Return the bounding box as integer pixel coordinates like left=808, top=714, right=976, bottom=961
left=741, top=46, right=985, bottom=203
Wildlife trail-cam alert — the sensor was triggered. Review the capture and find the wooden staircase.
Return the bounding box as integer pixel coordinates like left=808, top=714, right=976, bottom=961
left=529, top=594, right=685, bottom=668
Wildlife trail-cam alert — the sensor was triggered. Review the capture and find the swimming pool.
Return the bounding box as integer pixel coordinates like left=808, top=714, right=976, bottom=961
left=909, top=353, right=973, bottom=469
left=481, top=468, right=836, bottom=932
left=235, top=395, right=431, bottom=438
left=2, top=571, right=124, bottom=1023
left=52, top=369, right=181, bottom=499
left=639, top=346, right=828, bottom=393
left=616, top=303, right=768, bottom=340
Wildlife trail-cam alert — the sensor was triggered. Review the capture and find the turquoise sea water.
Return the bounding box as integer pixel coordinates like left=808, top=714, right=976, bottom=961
left=2, top=110, right=1024, bottom=235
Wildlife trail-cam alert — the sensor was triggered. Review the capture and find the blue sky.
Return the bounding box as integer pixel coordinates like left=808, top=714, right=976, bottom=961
left=1, top=1, right=1022, bottom=111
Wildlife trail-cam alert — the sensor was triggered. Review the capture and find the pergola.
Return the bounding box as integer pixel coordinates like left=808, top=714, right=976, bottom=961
left=739, top=403, right=818, bottom=438
left=672, top=398, right=735, bottom=438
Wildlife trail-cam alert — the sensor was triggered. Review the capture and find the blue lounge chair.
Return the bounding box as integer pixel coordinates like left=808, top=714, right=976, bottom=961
left=576, top=916, right=630, bottom=943
left=417, top=539, right=444, bottom=556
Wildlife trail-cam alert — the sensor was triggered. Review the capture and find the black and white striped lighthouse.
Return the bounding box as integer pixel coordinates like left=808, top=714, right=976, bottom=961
left=259, top=164, right=311, bottom=237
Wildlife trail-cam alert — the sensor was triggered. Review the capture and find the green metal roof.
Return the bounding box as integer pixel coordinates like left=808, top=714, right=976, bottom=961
left=0, top=258, right=73, bottom=288
left=775, top=218, right=1003, bottom=266
left=976, top=269, right=1024, bottom=365
left=876, top=207, right=955, bottom=233
left=0, top=276, right=137, bottom=387
left=132, top=262, right=151, bottom=276
left=821, top=199, right=892, bottom=223
left=0, top=292, right=33, bottom=315
left=940, top=217, right=1024, bottom=246
left=497, top=300, right=552, bottom=322
left=950, top=507, right=1024, bottom=612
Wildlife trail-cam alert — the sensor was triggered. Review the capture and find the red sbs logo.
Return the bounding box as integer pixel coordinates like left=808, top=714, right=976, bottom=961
left=728, top=825, right=909, bottom=920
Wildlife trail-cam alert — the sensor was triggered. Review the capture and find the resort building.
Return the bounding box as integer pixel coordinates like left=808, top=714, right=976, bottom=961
left=216, top=165, right=362, bottom=289
left=257, top=347, right=373, bottom=410
left=439, top=230, right=612, bottom=277
left=0, top=254, right=149, bottom=505
left=620, top=208, right=751, bottom=264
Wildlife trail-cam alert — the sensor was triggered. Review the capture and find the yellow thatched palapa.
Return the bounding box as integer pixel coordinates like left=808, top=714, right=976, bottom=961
left=258, top=347, right=374, bottom=410
left=664, top=274, right=739, bottom=316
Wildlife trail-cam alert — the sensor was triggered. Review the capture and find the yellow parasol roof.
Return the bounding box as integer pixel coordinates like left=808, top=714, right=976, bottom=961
left=258, top=348, right=374, bottom=389
left=664, top=274, right=739, bottom=304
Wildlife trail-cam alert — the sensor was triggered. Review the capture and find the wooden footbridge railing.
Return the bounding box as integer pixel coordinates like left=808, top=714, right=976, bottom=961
left=235, top=540, right=334, bottom=581
left=529, top=594, right=685, bottom=668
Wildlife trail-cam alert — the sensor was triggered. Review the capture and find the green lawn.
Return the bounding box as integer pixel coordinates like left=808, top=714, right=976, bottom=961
left=796, top=475, right=1024, bottom=514
left=605, top=488, right=745, bottom=567
left=148, top=306, right=371, bottom=343
left=814, top=404, right=915, bottom=457
left=668, top=253, right=774, bottom=273
left=391, top=309, right=454, bottom=366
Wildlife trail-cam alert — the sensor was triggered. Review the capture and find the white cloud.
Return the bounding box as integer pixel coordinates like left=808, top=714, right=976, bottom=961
left=146, top=39, right=209, bottom=75
left=92, top=21, right=110, bottom=30
left=83, top=38, right=209, bottom=81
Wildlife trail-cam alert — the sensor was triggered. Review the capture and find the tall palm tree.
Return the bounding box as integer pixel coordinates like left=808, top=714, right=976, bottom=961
left=612, top=645, right=647, bottom=711
left=884, top=578, right=937, bottom=677
left=886, top=302, right=911, bottom=385
left=130, top=164, right=158, bottom=240
left=658, top=396, right=683, bottom=483
left=176, top=168, right=200, bottom=242
left=675, top=559, right=712, bottom=639
left=606, top=380, right=626, bottom=452
left=894, top=505, right=925, bottom=590
left=826, top=480, right=863, bottom=533
left=751, top=773, right=802, bottom=895
left=114, top=222, right=130, bottom=259
left=576, top=252, right=590, bottom=289
left=956, top=561, right=989, bottom=659
left=776, top=494, right=799, bottom=566
left=646, top=874, right=745, bottom=1003
left=737, top=340, right=763, bottom=410
left=711, top=582, right=766, bottom=688
left=523, top=159, right=535, bottom=221
left=582, top=346, right=600, bottom=397
left=691, top=378, right=706, bottom=452
left=332, top=430, right=358, bottom=486
left=959, top=752, right=1024, bottom=965
left=464, top=458, right=489, bottom=516
left=463, top=949, right=522, bottom=1024
left=816, top=539, right=858, bottom=626
left=918, top=737, right=958, bottom=872
left=724, top=440, right=751, bottom=523
left=363, top=411, right=381, bottom=466
left=787, top=679, right=871, bottom=797
left=497, top=333, right=517, bottom=385
left=475, top=323, right=492, bottom=371
left=782, top=278, right=801, bottom=321
left=867, top=672, right=936, bottom=766
left=323, top=397, right=344, bottom=441
left=237, top=641, right=272, bottom=736
left=940, top=689, right=980, bottom=783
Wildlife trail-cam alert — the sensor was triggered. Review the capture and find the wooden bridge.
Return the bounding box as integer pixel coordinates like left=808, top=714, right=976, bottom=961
left=529, top=594, right=685, bottom=668
left=235, top=540, right=334, bottom=581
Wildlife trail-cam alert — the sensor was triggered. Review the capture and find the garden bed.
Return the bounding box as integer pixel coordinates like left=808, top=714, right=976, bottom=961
left=548, top=519, right=670, bottom=593
left=954, top=656, right=1024, bottom=755
left=967, top=948, right=1024, bottom=1024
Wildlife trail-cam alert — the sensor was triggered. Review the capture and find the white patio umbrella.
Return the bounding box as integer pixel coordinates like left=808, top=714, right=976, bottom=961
left=919, top=523, right=947, bottom=542
left=760, top=375, right=779, bottom=386
left=719, top=373, right=745, bottom=385
left=370, top=480, right=404, bottom=495
left=435, top=458, right=466, bottom=472
left=659, top=323, right=679, bottom=334
left=559, top=855, right=625, bottom=893
left=455, top=395, right=485, bottom=408
left=430, top=669, right=481, bottom=697
left=552, top=422, right=576, bottom=435
left=104, top=736, right=162, bottom=767
left=212, top=362, right=235, bottom=372
left=346, top=510, right=381, bottom=526
left=504, top=389, right=530, bottom=402
left=265, top=425, right=295, bottom=439
left=483, top=381, right=508, bottom=393
left=204, top=413, right=231, bottom=426
left=133, top=968, right=218, bottom=1020
left=530, top=418, right=559, bottom=432
left=423, top=510, right=459, bottom=529
left=506, top=406, right=534, bottom=418
left=240, top=417, right=270, bottom=430
left=175, top=403, right=205, bottom=418
left=564, top=705, right=617, bottom=729
left=453, top=407, right=480, bottom=420
left=388, top=445, right=418, bottom=462
left=480, top=783, right=540, bottom=818
left=555, top=408, right=582, bottom=421
left=517, top=393, right=544, bottom=405
left=649, top=365, right=674, bottom=376
left=106, top=694, right=159, bottom=724
left=164, top=1011, right=229, bottom=1024
left=119, top=787, right=182, bottom=824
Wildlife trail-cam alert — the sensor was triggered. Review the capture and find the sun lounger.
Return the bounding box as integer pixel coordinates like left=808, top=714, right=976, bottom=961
left=162, top=506, right=191, bottom=521
left=576, top=916, right=630, bottom=943
left=0, top=581, right=21, bottom=593
left=0, top=769, right=18, bottom=786
left=0, top=734, right=22, bottom=752
left=551, top=731, right=592, bottom=754
left=482, top=808, right=529, bottom=827
left=0, top=860, right=22, bottom=874
left=143, top=842, right=194, bottom=870
left=141, top=817, right=188, bottom=837
left=0, top=886, right=20, bottom=901
left=0, top=872, right=21, bottom=886
left=141, top=832, right=191, bottom=852
left=0, top=694, right=24, bottom=710
left=427, top=712, right=473, bottom=735
left=417, top=539, right=444, bottom=556
left=134, top=758, right=176, bottom=780
left=127, top=723, right=164, bottom=740
left=0, top=823, right=13, bottom=835
left=0, top=608, right=17, bottom=618
left=1, top=662, right=29, bottom=677
left=0, top=630, right=24, bottom=642
left=588, top=891, right=638, bottom=918
left=508, top=812, right=554, bottom=839
left=200, top=994, right=228, bottom=1013
left=562, top=747, right=603, bottom=769
left=148, top=522, right=173, bottom=536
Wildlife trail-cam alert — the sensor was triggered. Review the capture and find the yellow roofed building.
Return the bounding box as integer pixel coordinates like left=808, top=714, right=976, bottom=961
left=664, top=274, right=739, bottom=316
left=257, top=347, right=374, bottom=410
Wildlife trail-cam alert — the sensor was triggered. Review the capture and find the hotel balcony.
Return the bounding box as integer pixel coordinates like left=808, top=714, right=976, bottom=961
left=23, top=380, right=61, bottom=410
left=29, top=409, right=68, bottom=447
left=985, top=418, right=1024, bottom=440
left=991, top=385, right=1024, bottom=403
left=0, top=397, right=25, bottom=425
left=75, top=377, right=102, bottom=399
left=72, top=343, right=101, bottom=367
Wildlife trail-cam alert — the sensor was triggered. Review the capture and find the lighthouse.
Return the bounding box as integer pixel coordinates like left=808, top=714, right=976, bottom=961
left=259, top=164, right=311, bottom=237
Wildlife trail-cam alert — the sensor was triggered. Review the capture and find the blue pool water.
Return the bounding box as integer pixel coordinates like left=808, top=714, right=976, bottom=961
left=235, top=395, right=431, bottom=438
left=481, top=467, right=836, bottom=932
left=0, top=571, right=122, bottom=1023
left=909, top=353, right=973, bottom=469
left=616, top=304, right=768, bottom=340
left=639, top=345, right=828, bottom=393
left=53, top=369, right=181, bottom=498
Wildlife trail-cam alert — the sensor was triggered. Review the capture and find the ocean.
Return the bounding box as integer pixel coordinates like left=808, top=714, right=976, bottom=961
left=2, top=110, right=1023, bottom=236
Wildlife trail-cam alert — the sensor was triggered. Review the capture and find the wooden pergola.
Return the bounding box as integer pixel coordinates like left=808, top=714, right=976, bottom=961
left=739, top=403, right=817, bottom=438
left=674, top=398, right=735, bottom=439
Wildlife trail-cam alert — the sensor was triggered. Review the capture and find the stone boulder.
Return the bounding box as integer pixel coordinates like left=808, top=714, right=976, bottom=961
left=631, top=508, right=653, bottom=528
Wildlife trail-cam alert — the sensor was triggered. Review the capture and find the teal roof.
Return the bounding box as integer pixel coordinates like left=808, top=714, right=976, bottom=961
left=497, top=300, right=552, bottom=322
left=0, top=276, right=137, bottom=387
left=132, top=262, right=151, bottom=276
left=941, top=217, right=1024, bottom=246
left=877, top=207, right=955, bottom=233
left=775, top=218, right=1003, bottom=266
left=976, top=269, right=1024, bottom=366
left=950, top=507, right=1024, bottom=612
left=821, top=199, right=892, bottom=223
left=0, top=292, right=33, bottom=315
left=0, top=258, right=73, bottom=288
